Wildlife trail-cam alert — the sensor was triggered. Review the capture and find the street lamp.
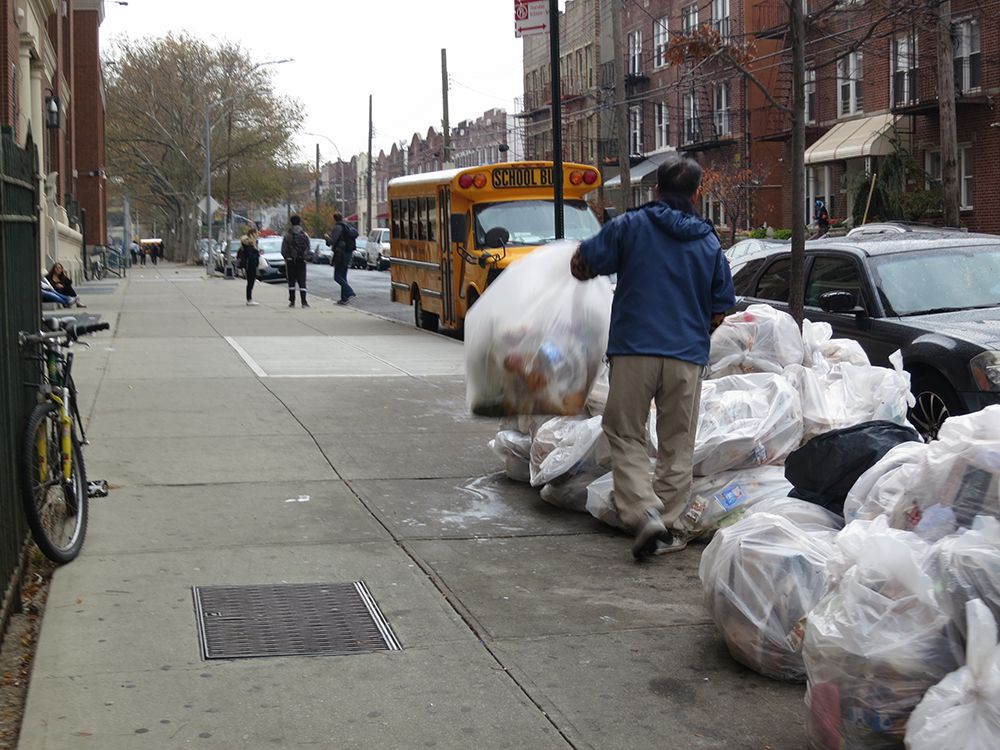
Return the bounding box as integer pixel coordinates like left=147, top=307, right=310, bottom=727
left=204, top=58, right=292, bottom=276
left=304, top=132, right=346, bottom=217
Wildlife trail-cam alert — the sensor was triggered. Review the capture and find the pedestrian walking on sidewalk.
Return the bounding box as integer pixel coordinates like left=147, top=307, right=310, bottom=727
left=571, top=153, right=735, bottom=560
left=282, top=215, right=311, bottom=307
left=325, top=211, right=357, bottom=305
left=240, top=225, right=261, bottom=305
left=137, top=238, right=146, bottom=266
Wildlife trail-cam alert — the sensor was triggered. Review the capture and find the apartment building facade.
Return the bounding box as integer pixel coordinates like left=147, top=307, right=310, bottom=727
left=0, top=0, right=107, bottom=276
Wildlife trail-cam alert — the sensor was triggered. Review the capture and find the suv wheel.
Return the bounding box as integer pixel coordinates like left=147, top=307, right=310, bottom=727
left=909, top=372, right=963, bottom=441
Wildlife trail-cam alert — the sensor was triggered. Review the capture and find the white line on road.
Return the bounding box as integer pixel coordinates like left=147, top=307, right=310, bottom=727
left=224, top=336, right=268, bottom=377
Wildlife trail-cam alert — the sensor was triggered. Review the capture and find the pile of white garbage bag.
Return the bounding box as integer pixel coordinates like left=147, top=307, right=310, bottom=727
left=473, top=277, right=1000, bottom=747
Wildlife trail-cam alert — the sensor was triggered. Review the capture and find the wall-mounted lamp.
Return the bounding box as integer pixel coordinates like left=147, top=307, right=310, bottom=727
left=44, top=95, right=60, bottom=129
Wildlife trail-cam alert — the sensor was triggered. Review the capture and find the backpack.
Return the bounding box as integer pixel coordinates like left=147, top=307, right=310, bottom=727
left=340, top=222, right=358, bottom=253
left=293, top=229, right=310, bottom=258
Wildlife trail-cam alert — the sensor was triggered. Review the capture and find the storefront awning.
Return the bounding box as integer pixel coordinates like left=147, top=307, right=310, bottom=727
left=604, top=150, right=676, bottom=188
left=804, top=114, right=898, bottom=165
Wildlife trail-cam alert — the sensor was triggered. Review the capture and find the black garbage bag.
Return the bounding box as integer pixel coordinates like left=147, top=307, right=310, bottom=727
left=785, top=421, right=923, bottom=516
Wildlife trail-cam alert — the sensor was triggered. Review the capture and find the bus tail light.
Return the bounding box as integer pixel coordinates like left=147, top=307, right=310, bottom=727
left=472, top=173, right=488, bottom=188
left=583, top=169, right=598, bottom=185
left=458, top=174, right=474, bottom=189
left=569, top=170, right=584, bottom=186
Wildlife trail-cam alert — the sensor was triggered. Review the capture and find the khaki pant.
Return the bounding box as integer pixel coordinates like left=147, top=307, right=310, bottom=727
left=602, top=355, right=703, bottom=532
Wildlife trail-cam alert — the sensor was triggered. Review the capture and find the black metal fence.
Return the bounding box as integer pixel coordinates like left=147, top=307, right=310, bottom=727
left=0, top=132, right=41, bottom=631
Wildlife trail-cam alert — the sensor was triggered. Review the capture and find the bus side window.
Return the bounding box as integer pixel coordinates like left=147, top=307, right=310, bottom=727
left=408, top=199, right=418, bottom=239
left=417, top=198, right=426, bottom=241
left=427, top=198, right=436, bottom=242
left=391, top=201, right=399, bottom=239
left=400, top=200, right=409, bottom=240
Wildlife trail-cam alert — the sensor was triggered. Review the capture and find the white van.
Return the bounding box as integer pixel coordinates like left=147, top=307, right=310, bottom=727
left=366, top=227, right=391, bottom=271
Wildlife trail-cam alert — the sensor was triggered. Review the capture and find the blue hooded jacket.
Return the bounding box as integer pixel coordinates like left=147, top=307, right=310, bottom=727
left=578, top=198, right=735, bottom=366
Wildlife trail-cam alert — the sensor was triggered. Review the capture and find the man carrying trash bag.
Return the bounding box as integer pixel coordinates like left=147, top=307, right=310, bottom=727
left=571, top=154, right=735, bottom=560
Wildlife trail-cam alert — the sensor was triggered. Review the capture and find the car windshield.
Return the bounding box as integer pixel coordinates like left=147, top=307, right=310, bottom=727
left=473, top=199, right=601, bottom=248
left=257, top=238, right=283, bottom=253
left=872, top=246, right=1000, bottom=316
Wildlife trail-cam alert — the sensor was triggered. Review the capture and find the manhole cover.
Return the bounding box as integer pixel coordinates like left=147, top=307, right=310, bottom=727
left=193, top=582, right=401, bottom=660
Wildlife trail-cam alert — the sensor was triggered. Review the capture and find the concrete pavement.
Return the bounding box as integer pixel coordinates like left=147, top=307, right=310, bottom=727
left=19, top=263, right=807, bottom=749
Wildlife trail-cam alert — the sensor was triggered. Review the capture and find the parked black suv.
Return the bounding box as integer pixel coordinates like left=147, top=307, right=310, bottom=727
left=730, top=233, right=1000, bottom=438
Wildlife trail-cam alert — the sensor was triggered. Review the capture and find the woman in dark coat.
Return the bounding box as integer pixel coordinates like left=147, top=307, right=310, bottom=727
left=241, top=226, right=261, bottom=305
left=46, top=263, right=85, bottom=307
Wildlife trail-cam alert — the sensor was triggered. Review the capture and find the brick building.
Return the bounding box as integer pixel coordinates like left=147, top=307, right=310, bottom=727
left=755, top=0, right=999, bottom=231
left=0, top=0, right=107, bottom=276
left=452, top=108, right=511, bottom=168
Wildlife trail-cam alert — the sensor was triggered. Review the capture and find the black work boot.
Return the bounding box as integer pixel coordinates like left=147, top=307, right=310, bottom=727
left=288, top=289, right=295, bottom=307
left=300, top=291, right=309, bottom=308
left=632, top=508, right=669, bottom=560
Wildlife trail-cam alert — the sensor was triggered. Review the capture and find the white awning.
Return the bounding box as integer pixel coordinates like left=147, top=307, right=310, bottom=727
left=804, top=114, right=898, bottom=165
left=604, top=150, right=675, bottom=187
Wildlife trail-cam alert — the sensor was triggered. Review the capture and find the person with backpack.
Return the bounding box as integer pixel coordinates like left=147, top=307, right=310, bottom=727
left=325, top=211, right=357, bottom=306
left=281, top=214, right=311, bottom=307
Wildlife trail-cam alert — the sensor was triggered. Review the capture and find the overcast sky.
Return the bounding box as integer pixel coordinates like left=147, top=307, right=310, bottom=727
left=100, top=0, right=535, bottom=164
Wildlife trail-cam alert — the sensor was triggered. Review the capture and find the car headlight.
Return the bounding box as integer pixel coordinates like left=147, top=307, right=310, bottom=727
left=971, top=351, right=1000, bottom=392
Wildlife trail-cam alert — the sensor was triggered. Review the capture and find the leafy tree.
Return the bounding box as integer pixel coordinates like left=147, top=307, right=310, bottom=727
left=104, top=34, right=302, bottom=262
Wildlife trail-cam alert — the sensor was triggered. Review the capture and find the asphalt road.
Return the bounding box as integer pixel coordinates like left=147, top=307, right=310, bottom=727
left=263, top=262, right=412, bottom=325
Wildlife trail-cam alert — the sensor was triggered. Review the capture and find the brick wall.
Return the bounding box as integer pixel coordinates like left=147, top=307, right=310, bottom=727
left=73, top=5, right=106, bottom=245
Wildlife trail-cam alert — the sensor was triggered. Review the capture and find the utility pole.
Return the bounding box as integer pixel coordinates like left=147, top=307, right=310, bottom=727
left=315, top=143, right=321, bottom=232
left=225, top=113, right=233, bottom=241
left=549, top=0, right=564, bottom=239
left=441, top=49, right=451, bottom=164
left=611, top=0, right=631, bottom=213
left=788, top=0, right=807, bottom=326
left=937, top=0, right=960, bottom=227
left=367, top=94, right=374, bottom=234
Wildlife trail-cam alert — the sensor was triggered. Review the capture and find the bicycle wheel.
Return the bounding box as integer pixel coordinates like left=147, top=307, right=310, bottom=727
left=20, top=402, right=88, bottom=563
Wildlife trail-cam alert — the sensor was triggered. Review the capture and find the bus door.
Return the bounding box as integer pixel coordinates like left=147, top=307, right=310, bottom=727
left=438, top=187, right=455, bottom=326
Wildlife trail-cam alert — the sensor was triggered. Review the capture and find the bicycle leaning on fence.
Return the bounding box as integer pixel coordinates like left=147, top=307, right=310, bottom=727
left=17, top=317, right=109, bottom=563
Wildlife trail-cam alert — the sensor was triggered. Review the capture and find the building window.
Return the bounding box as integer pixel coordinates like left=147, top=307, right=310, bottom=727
left=682, top=4, right=699, bottom=35
left=953, top=18, right=981, bottom=93
left=654, top=102, right=670, bottom=150
left=712, top=0, right=730, bottom=40
left=804, top=68, right=817, bottom=124
left=629, top=104, right=643, bottom=154
left=714, top=82, right=731, bottom=136
left=838, top=50, right=864, bottom=116
left=628, top=30, right=642, bottom=76
left=926, top=145, right=973, bottom=209
left=684, top=92, right=700, bottom=143
left=892, top=31, right=918, bottom=107
left=703, top=193, right=725, bottom=227
left=653, top=17, right=669, bottom=68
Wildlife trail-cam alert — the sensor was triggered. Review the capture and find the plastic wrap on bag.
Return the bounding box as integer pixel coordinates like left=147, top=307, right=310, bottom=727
left=586, top=362, right=610, bottom=417
left=801, top=320, right=870, bottom=371
left=887, top=406, right=1000, bottom=540
left=709, top=304, right=805, bottom=377
left=785, top=421, right=923, bottom=517
left=743, top=496, right=845, bottom=532
left=926, top=516, right=1000, bottom=646
left=693, top=373, right=803, bottom=476
left=529, top=415, right=611, bottom=488
left=465, top=242, right=613, bottom=416
left=489, top=429, right=533, bottom=483
left=700, top=512, right=838, bottom=681
left=680, top=466, right=794, bottom=537
left=905, top=599, right=1000, bottom=750
left=842, top=442, right=927, bottom=523
left=540, top=471, right=603, bottom=513
left=804, top=520, right=958, bottom=749
left=585, top=470, right=629, bottom=529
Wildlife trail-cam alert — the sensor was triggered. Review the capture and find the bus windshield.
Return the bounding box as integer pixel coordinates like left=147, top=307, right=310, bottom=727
left=474, top=199, right=601, bottom=248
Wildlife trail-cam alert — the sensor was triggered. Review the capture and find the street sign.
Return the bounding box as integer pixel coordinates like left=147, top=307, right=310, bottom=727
left=198, top=196, right=221, bottom=216
left=515, top=0, right=548, bottom=37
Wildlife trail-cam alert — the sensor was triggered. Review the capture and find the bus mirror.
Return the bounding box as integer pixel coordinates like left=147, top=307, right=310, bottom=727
left=450, top=214, right=467, bottom=243
left=484, top=227, right=509, bottom=249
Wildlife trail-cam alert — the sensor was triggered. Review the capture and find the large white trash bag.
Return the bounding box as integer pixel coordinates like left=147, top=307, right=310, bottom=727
left=887, top=406, right=1000, bottom=540
left=585, top=470, right=627, bottom=529
left=925, top=516, right=1000, bottom=646
left=743, top=496, right=844, bottom=532
left=802, top=319, right=870, bottom=371
left=804, top=520, right=958, bottom=749
left=465, top=241, right=613, bottom=416
left=699, top=512, right=838, bottom=681
left=905, top=599, right=1000, bottom=750
left=489, top=429, right=533, bottom=483
left=529, top=415, right=610, bottom=488
left=709, top=304, right=805, bottom=377
left=842, top=441, right=928, bottom=523
left=681, top=466, right=794, bottom=537
left=693, top=373, right=803, bottom=476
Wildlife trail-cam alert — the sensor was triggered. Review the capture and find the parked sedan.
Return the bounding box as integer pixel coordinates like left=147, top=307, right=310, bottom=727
left=351, top=237, right=368, bottom=269
left=255, top=236, right=286, bottom=281
left=725, top=238, right=788, bottom=265
left=730, top=233, right=1000, bottom=438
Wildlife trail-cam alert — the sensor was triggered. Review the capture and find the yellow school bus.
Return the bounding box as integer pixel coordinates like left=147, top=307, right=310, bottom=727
left=388, top=161, right=602, bottom=332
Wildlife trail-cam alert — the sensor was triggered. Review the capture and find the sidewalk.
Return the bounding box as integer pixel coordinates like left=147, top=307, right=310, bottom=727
left=19, top=263, right=806, bottom=749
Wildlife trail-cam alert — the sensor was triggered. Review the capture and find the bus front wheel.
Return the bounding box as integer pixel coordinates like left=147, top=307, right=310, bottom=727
left=413, top=296, right=439, bottom=333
